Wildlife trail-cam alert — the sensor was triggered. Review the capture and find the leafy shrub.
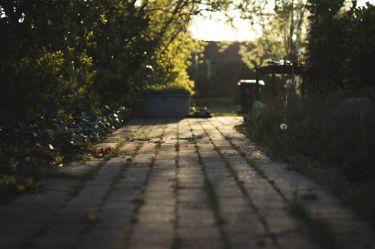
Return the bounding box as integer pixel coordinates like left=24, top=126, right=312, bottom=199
left=306, top=1, right=375, bottom=91
left=0, top=1, right=200, bottom=182
left=245, top=88, right=375, bottom=181
left=246, top=104, right=284, bottom=152
left=143, top=82, right=193, bottom=95
left=0, top=106, right=130, bottom=176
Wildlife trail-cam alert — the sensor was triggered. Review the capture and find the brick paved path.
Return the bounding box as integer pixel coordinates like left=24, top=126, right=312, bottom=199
left=0, top=117, right=374, bottom=249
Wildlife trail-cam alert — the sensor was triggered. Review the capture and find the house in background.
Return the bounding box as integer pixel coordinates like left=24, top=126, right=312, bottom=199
left=190, top=41, right=254, bottom=99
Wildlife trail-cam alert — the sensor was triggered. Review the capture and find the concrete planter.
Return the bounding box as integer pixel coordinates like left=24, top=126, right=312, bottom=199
left=143, top=93, right=191, bottom=118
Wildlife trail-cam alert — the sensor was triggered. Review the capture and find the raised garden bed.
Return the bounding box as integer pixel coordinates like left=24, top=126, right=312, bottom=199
left=142, top=83, right=193, bottom=118
left=143, top=93, right=191, bottom=118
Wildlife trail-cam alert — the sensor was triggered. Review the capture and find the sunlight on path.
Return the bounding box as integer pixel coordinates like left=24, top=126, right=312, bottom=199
left=0, top=117, right=373, bottom=249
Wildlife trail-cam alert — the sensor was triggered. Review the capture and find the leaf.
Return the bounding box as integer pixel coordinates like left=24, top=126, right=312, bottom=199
left=84, top=213, right=102, bottom=223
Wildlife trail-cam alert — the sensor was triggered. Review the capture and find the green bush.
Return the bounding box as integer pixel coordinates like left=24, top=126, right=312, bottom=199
left=0, top=106, right=130, bottom=176
left=306, top=1, right=375, bottom=90
left=0, top=1, right=200, bottom=180
left=246, top=88, right=375, bottom=181
left=246, top=104, right=284, bottom=152
left=143, top=82, right=193, bottom=95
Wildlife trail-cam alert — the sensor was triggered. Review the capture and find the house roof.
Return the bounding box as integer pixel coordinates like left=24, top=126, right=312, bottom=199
left=204, top=41, right=253, bottom=62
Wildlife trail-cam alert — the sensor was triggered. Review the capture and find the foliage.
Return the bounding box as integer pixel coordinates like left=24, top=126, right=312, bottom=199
left=141, top=29, right=199, bottom=95
left=0, top=174, right=42, bottom=204
left=239, top=1, right=375, bottom=226
left=242, top=1, right=375, bottom=174
left=0, top=106, right=129, bottom=176
left=245, top=87, right=375, bottom=225
left=246, top=103, right=284, bottom=151
left=1, top=0, right=235, bottom=182
left=306, top=0, right=375, bottom=91
left=245, top=88, right=375, bottom=181
left=143, top=83, right=193, bottom=95
left=344, top=4, right=375, bottom=87
left=237, top=0, right=308, bottom=68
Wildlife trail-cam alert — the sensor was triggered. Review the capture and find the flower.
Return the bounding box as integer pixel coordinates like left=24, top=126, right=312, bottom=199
left=16, top=184, right=25, bottom=192
left=280, top=123, right=288, bottom=130
left=48, top=144, right=54, bottom=150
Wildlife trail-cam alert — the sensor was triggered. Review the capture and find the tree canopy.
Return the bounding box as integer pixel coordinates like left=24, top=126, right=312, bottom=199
left=0, top=0, right=228, bottom=175
left=235, top=0, right=308, bottom=68
left=0, top=0, right=236, bottom=121
left=306, top=0, right=375, bottom=90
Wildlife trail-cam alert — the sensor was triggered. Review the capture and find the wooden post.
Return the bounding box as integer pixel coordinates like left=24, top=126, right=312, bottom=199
left=255, top=71, right=260, bottom=110
left=272, top=73, right=276, bottom=96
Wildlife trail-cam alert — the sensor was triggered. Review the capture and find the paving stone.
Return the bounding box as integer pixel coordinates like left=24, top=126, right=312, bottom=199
left=43, top=178, right=82, bottom=192
left=137, top=211, right=174, bottom=224
left=77, top=229, right=127, bottom=249
left=30, top=224, right=83, bottom=249
left=1, top=117, right=374, bottom=249
left=179, top=239, right=224, bottom=249
left=276, top=230, right=322, bottom=249
left=211, top=117, right=375, bottom=249
left=140, top=204, right=175, bottom=214
left=177, top=226, right=221, bottom=239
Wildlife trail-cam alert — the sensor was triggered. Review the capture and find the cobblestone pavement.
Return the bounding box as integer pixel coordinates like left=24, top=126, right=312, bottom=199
left=0, top=117, right=374, bottom=249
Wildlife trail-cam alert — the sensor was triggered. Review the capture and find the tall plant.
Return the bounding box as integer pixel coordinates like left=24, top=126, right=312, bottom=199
left=306, top=0, right=375, bottom=91
left=237, top=0, right=308, bottom=68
